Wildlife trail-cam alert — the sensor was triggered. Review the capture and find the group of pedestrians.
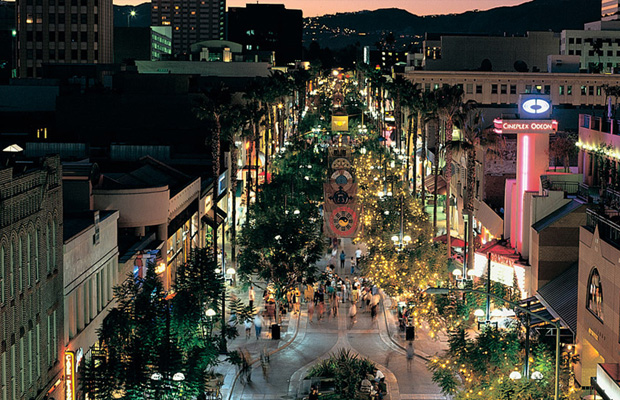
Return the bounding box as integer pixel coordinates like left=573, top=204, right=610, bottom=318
left=338, top=247, right=363, bottom=275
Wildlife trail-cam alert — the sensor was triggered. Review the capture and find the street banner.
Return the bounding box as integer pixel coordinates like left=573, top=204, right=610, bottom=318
left=324, top=183, right=358, bottom=209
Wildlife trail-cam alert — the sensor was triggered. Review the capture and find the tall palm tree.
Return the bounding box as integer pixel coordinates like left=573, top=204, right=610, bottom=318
left=414, top=90, right=438, bottom=202
left=196, top=84, right=231, bottom=259
left=436, top=84, right=465, bottom=256
left=454, top=101, right=502, bottom=270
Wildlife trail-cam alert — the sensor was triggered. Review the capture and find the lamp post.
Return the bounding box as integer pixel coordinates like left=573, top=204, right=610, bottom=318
left=425, top=287, right=562, bottom=400
left=206, top=308, right=216, bottom=337
left=391, top=195, right=411, bottom=251
left=127, top=9, right=136, bottom=27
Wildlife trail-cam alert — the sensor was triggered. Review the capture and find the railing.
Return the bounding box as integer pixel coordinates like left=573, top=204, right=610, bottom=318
left=577, top=183, right=601, bottom=203
left=541, top=179, right=580, bottom=197
left=603, top=187, right=620, bottom=211
left=579, top=114, right=620, bottom=135
left=586, top=209, right=620, bottom=248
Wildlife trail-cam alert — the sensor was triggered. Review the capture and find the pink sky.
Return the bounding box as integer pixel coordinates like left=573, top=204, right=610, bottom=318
left=113, top=0, right=532, bottom=17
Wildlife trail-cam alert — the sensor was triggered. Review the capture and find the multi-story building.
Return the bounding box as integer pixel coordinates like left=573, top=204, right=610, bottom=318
left=62, top=209, right=119, bottom=399
left=602, top=0, right=620, bottom=20
left=227, top=3, right=302, bottom=66
left=423, top=31, right=560, bottom=73
left=16, top=0, right=113, bottom=77
left=113, top=26, right=172, bottom=63
left=150, top=0, right=224, bottom=56
left=560, top=26, right=620, bottom=73
left=0, top=155, right=64, bottom=400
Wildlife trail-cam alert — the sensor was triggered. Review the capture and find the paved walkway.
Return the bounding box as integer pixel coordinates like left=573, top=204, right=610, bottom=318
left=215, top=239, right=448, bottom=400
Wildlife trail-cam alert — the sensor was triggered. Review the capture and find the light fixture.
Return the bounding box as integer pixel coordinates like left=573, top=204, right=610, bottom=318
left=294, top=209, right=300, bottom=215
left=205, top=308, right=216, bottom=317
left=474, top=309, right=485, bottom=318
left=452, top=269, right=462, bottom=278
left=403, top=235, right=411, bottom=242
left=172, top=372, right=185, bottom=382
left=509, top=371, right=522, bottom=380
left=531, top=371, right=544, bottom=380
left=384, top=210, right=390, bottom=215
left=226, top=267, right=236, bottom=275
left=391, top=235, right=399, bottom=242
left=275, top=235, right=282, bottom=240
left=377, top=191, right=384, bottom=197
left=151, top=372, right=163, bottom=381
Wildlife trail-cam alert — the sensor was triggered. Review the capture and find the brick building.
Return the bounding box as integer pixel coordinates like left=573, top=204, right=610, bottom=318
left=0, top=155, right=64, bottom=400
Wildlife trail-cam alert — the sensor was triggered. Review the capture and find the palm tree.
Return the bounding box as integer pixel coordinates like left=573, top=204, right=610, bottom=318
left=436, top=84, right=465, bottom=256
left=454, top=101, right=502, bottom=270
left=413, top=90, right=438, bottom=202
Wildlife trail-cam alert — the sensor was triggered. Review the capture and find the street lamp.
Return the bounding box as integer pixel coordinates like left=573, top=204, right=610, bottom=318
left=425, top=287, right=562, bottom=400
left=509, top=371, right=522, bottom=380
left=206, top=308, right=216, bottom=336
left=127, top=9, right=136, bottom=27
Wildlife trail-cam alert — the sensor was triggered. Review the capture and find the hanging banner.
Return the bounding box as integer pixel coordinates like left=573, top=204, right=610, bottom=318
left=331, top=115, right=349, bottom=132
left=324, top=183, right=358, bottom=209
left=324, top=204, right=363, bottom=238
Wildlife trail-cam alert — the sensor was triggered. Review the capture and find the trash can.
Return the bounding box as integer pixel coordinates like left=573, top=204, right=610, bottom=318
left=271, top=324, right=281, bottom=340
left=406, top=326, right=415, bottom=341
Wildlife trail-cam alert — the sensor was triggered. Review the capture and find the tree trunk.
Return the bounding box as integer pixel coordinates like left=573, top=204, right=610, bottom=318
left=419, top=112, right=426, bottom=202
left=212, top=115, right=221, bottom=261
left=231, top=147, right=238, bottom=263
left=466, top=147, right=476, bottom=270
left=445, top=120, right=452, bottom=259
left=433, top=124, right=440, bottom=233
left=412, top=114, right=418, bottom=196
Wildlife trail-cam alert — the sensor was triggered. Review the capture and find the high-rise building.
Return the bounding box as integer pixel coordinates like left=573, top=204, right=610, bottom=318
left=227, top=3, right=302, bottom=66
left=151, top=0, right=224, bottom=56
left=602, top=0, right=620, bottom=20
left=16, top=0, right=113, bottom=78
left=0, top=155, right=64, bottom=400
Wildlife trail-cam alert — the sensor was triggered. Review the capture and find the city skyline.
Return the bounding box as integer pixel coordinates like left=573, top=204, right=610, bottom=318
left=110, top=0, right=531, bottom=17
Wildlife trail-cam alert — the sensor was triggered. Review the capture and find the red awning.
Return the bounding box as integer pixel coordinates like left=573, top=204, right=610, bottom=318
left=433, top=234, right=466, bottom=248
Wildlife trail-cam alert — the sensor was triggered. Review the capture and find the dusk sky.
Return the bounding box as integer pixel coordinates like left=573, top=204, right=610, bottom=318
left=113, top=0, right=532, bottom=17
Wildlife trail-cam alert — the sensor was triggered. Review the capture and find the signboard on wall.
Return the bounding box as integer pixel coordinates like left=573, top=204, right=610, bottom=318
left=65, top=351, right=76, bottom=400
left=218, top=171, right=227, bottom=196
left=518, top=94, right=552, bottom=119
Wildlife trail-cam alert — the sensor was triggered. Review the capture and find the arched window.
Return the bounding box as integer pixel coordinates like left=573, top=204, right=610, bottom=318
left=46, top=222, right=51, bottom=274
left=27, top=232, right=32, bottom=287
left=35, top=228, right=40, bottom=281
left=18, top=237, right=23, bottom=292
left=1, top=246, right=5, bottom=304
left=9, top=242, right=14, bottom=298
left=52, top=218, right=57, bottom=270
left=587, top=268, right=604, bottom=320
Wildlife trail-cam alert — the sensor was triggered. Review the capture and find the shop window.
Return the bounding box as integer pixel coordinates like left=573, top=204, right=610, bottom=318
left=587, top=267, right=603, bottom=320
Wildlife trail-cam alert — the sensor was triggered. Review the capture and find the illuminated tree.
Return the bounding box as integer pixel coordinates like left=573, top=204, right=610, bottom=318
left=352, top=140, right=448, bottom=334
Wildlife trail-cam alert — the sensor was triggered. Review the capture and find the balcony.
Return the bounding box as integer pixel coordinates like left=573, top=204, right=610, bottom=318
left=580, top=114, right=620, bottom=135
left=585, top=208, right=620, bottom=249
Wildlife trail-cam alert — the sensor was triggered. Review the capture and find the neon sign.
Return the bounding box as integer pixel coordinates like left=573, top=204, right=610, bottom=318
left=65, top=351, right=76, bottom=400
left=493, top=119, right=558, bottom=134
left=521, top=98, right=551, bottom=115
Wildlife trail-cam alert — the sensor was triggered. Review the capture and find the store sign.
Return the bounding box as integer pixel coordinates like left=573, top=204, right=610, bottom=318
left=490, top=262, right=514, bottom=287
left=218, top=171, right=227, bottom=196
left=519, top=94, right=552, bottom=119
left=493, top=119, right=558, bottom=134
left=64, top=351, right=76, bottom=400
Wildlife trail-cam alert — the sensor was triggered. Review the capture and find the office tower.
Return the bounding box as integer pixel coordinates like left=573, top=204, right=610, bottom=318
left=16, top=0, right=113, bottom=78
left=602, top=0, right=620, bottom=20
left=151, top=0, right=225, bottom=56
left=227, top=3, right=302, bottom=66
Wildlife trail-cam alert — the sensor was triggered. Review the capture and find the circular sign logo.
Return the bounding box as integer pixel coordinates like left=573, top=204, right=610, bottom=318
left=329, top=206, right=358, bottom=237
left=330, top=170, right=354, bottom=191
left=522, top=98, right=551, bottom=115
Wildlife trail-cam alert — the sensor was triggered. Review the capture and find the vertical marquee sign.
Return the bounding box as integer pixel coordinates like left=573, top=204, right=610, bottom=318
left=65, top=351, right=76, bottom=400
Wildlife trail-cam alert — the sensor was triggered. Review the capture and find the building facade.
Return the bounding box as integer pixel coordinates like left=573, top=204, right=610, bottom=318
left=0, top=155, right=64, bottom=400
left=227, top=3, right=302, bottom=66
left=16, top=0, right=113, bottom=77
left=150, top=0, right=224, bottom=56
left=62, top=210, right=119, bottom=400
left=560, top=28, right=620, bottom=73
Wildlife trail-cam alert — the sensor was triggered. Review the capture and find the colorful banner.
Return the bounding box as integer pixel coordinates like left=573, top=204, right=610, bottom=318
left=324, top=183, right=358, bottom=209
left=324, top=204, right=363, bottom=238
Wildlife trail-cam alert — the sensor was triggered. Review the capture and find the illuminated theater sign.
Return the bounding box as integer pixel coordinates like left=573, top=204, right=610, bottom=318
left=65, top=351, right=76, bottom=400
left=494, top=119, right=558, bottom=134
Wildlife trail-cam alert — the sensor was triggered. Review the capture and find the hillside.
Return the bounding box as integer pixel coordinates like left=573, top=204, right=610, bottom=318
left=114, top=0, right=600, bottom=49
left=304, top=0, right=600, bottom=49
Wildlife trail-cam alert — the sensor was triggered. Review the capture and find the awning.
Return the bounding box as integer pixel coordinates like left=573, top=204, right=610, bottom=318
left=424, top=174, right=446, bottom=195
left=433, top=234, right=466, bottom=248
left=475, top=200, right=503, bottom=237
left=201, top=207, right=227, bottom=228
left=517, top=296, right=574, bottom=343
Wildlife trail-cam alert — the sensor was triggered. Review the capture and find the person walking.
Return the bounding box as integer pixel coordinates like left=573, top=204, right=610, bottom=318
left=308, top=300, right=315, bottom=324
left=349, top=301, right=357, bottom=328
left=340, top=250, right=346, bottom=270
left=254, top=313, right=263, bottom=339
left=355, top=247, right=362, bottom=267
left=293, top=287, right=301, bottom=315
left=350, top=256, right=356, bottom=275
left=244, top=318, right=253, bottom=339
left=406, top=341, right=415, bottom=371
left=248, top=285, right=255, bottom=309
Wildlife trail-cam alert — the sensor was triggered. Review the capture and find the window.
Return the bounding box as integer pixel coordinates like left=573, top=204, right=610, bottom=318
left=10, top=345, right=15, bottom=400
left=568, top=85, right=573, bottom=95
left=475, top=84, right=482, bottom=94
left=70, top=13, right=77, bottom=24
left=19, top=337, right=24, bottom=393
left=466, top=83, right=473, bottom=94
left=581, top=85, right=587, bottom=95
left=18, top=238, right=23, bottom=292
left=608, top=50, right=613, bottom=57
left=80, top=14, right=87, bottom=24
left=589, top=86, right=594, bottom=96
left=491, top=84, right=498, bottom=94
left=587, top=268, right=603, bottom=320
left=9, top=243, right=14, bottom=298
left=52, top=219, right=57, bottom=270
left=544, top=85, right=551, bottom=95
left=569, top=50, right=574, bottom=55
left=46, top=311, right=57, bottom=366
left=576, top=38, right=582, bottom=44
left=1, top=352, right=6, bottom=400
left=559, top=85, right=564, bottom=95
left=26, top=234, right=31, bottom=287
left=28, top=330, right=33, bottom=385
left=525, top=84, right=532, bottom=93
left=569, top=37, right=574, bottom=44
left=576, top=50, right=582, bottom=56
left=0, top=246, right=4, bottom=304
left=46, top=223, right=51, bottom=274
left=510, top=85, right=516, bottom=94
left=500, top=84, right=507, bottom=94
left=34, top=229, right=39, bottom=281
left=597, top=86, right=602, bottom=96
left=35, top=323, right=40, bottom=378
